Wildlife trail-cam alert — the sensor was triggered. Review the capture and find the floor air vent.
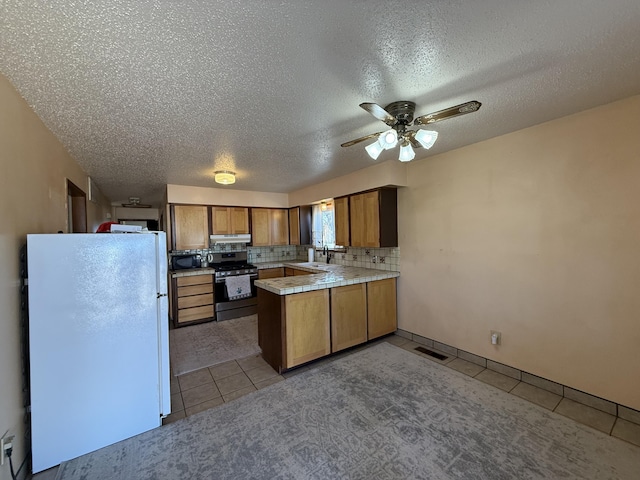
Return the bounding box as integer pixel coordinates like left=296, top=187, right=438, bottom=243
left=415, top=346, right=448, bottom=361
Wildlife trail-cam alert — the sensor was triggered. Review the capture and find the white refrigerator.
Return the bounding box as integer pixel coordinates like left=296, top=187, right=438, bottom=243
left=27, top=232, right=171, bottom=473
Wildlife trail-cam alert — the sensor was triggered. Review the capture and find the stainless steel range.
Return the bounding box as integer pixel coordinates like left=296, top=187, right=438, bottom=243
left=210, top=251, right=258, bottom=321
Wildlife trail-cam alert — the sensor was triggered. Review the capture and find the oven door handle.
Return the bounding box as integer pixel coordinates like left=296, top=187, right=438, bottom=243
left=215, top=273, right=258, bottom=284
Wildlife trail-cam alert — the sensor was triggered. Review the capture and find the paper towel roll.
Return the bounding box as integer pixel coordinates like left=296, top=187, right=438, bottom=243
left=308, top=247, right=314, bottom=263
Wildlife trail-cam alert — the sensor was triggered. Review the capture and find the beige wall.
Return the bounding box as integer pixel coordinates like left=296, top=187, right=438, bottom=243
left=167, top=184, right=289, bottom=208
left=0, top=74, right=111, bottom=473
left=113, top=206, right=160, bottom=221
left=288, top=159, right=407, bottom=206
left=398, top=95, right=640, bottom=410
left=168, top=158, right=408, bottom=209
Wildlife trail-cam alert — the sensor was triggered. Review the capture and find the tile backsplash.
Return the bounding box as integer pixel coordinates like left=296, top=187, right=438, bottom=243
left=170, top=243, right=400, bottom=272
left=297, top=245, right=400, bottom=271
left=248, top=245, right=297, bottom=263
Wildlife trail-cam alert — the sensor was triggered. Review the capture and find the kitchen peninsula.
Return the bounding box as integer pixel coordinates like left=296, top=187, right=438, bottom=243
left=255, top=262, right=399, bottom=372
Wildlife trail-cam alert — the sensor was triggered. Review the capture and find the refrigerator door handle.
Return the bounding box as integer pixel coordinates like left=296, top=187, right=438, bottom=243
left=157, top=293, right=167, bottom=298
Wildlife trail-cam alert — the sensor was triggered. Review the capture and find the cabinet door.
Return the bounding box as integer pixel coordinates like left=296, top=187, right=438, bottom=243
left=361, top=191, right=381, bottom=247
left=289, top=207, right=300, bottom=245
left=251, top=208, right=271, bottom=246
left=331, top=284, right=367, bottom=352
left=334, top=197, right=350, bottom=246
left=270, top=209, right=289, bottom=245
left=258, top=267, right=285, bottom=279
left=211, top=207, right=231, bottom=234
left=350, top=191, right=380, bottom=247
left=284, top=290, right=330, bottom=368
left=174, top=205, right=209, bottom=250
left=367, top=278, right=397, bottom=339
left=349, top=194, right=365, bottom=247
left=230, top=207, right=249, bottom=234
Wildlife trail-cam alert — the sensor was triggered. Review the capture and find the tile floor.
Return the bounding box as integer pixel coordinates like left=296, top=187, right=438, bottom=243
left=33, top=332, right=640, bottom=479
left=164, top=354, right=285, bottom=424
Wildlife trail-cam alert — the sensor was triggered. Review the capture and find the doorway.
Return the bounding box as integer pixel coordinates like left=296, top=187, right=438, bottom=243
left=67, top=180, right=87, bottom=233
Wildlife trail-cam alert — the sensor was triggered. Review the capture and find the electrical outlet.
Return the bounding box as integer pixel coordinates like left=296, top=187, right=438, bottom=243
left=1, top=433, right=15, bottom=466
left=490, top=330, right=502, bottom=345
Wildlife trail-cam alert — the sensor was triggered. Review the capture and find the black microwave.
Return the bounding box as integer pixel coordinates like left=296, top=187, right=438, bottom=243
left=171, top=254, right=201, bottom=270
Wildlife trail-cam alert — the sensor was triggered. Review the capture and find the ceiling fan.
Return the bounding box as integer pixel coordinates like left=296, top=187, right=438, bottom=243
left=341, top=100, right=481, bottom=161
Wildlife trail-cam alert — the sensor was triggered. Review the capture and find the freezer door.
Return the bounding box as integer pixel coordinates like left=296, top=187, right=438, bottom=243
left=27, top=233, right=165, bottom=472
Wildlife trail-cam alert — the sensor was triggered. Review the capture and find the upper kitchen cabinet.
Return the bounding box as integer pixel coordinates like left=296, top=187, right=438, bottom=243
left=172, top=205, right=210, bottom=251
left=349, top=188, right=397, bottom=248
left=289, top=206, right=312, bottom=245
left=334, top=196, right=350, bottom=247
left=251, top=208, right=289, bottom=246
left=211, top=207, right=249, bottom=235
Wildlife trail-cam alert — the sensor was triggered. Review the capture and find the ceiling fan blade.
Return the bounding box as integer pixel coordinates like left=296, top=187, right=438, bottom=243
left=413, top=100, right=482, bottom=125
left=360, top=103, right=396, bottom=126
left=341, top=132, right=383, bottom=148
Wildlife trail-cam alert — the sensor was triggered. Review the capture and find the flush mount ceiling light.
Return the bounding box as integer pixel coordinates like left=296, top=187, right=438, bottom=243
left=341, top=100, right=481, bottom=162
left=214, top=171, right=236, bottom=185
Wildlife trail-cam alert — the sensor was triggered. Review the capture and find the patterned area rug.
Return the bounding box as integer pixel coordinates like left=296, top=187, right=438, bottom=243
left=169, top=314, right=260, bottom=376
left=56, top=343, right=640, bottom=479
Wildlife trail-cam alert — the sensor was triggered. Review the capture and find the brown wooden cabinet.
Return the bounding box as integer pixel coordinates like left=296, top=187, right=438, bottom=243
left=258, top=288, right=331, bottom=371
left=288, top=206, right=312, bottom=245
left=367, top=277, right=397, bottom=339
left=334, top=196, right=350, bottom=247
left=211, top=207, right=249, bottom=235
left=284, top=290, right=330, bottom=368
left=258, top=267, right=285, bottom=279
left=173, top=274, right=215, bottom=326
left=331, top=283, right=367, bottom=352
left=285, top=267, right=312, bottom=276
left=172, top=205, right=210, bottom=250
left=349, top=188, right=397, bottom=248
left=258, top=275, right=398, bottom=372
left=251, top=208, right=289, bottom=246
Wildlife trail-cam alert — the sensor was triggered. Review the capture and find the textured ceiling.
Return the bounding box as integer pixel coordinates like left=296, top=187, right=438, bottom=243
left=2, top=1, right=640, bottom=206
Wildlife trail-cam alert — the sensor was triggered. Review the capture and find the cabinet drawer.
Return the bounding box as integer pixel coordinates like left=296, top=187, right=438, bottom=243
left=177, top=274, right=213, bottom=287
left=177, top=305, right=214, bottom=324
left=178, top=283, right=214, bottom=297
left=178, top=293, right=214, bottom=309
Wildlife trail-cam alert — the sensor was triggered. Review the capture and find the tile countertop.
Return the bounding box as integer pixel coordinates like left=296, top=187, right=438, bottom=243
left=170, top=267, right=217, bottom=278
left=254, top=262, right=399, bottom=296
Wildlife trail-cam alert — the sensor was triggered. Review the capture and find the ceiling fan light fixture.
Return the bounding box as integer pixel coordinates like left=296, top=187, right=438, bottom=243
left=414, top=129, right=438, bottom=149
left=398, top=141, right=415, bottom=162
left=214, top=171, right=236, bottom=185
left=378, top=129, right=398, bottom=150
left=365, top=140, right=384, bottom=159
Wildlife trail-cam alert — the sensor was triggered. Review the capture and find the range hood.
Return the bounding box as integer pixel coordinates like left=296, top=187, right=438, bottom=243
left=210, top=234, right=252, bottom=244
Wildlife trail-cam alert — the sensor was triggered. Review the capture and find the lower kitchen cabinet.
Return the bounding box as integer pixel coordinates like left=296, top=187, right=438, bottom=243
left=258, top=267, right=285, bottom=279
left=367, top=277, right=397, bottom=339
left=285, top=267, right=312, bottom=276
left=173, top=274, right=215, bottom=326
left=257, top=276, right=398, bottom=372
left=258, top=288, right=330, bottom=371
left=284, top=290, right=330, bottom=368
left=331, top=283, right=367, bottom=352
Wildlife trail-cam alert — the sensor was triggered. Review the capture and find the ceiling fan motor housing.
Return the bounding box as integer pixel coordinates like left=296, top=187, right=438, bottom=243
left=384, top=101, right=416, bottom=125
